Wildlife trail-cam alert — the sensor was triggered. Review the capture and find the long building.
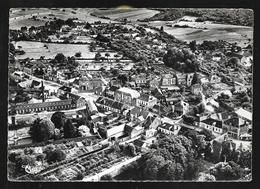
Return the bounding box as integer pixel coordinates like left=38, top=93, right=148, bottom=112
left=12, top=96, right=86, bottom=114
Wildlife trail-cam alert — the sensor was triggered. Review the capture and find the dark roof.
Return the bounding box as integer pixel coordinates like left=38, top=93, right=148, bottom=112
left=159, top=122, right=172, bottom=130
left=110, top=85, right=120, bottom=92
left=59, top=86, right=72, bottom=92
left=138, top=94, right=151, bottom=102
left=124, top=125, right=134, bottom=135
left=133, top=139, right=145, bottom=148
left=130, top=107, right=142, bottom=116
left=223, top=117, right=244, bottom=128
left=202, top=118, right=222, bottom=128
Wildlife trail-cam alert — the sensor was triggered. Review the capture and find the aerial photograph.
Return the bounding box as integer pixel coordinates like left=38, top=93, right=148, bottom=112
left=8, top=7, right=253, bottom=181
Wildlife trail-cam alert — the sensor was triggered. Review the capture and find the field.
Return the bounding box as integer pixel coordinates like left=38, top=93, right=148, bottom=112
left=147, top=16, right=253, bottom=47
left=9, top=8, right=118, bottom=30
left=13, top=41, right=96, bottom=59
left=91, top=8, right=160, bottom=21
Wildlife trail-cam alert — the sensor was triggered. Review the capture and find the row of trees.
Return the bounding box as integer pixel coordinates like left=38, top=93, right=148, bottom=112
left=163, top=47, right=199, bottom=73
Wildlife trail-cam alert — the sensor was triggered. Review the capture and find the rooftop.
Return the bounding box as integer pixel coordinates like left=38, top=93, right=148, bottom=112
left=117, top=87, right=140, bottom=99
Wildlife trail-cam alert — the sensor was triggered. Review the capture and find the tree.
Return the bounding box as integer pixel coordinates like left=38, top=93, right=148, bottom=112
left=51, top=111, right=66, bottom=129
left=157, top=160, right=176, bottom=180
left=105, top=52, right=110, bottom=61
left=189, top=40, right=197, bottom=52
left=54, top=53, right=67, bottom=63
left=29, top=118, right=55, bottom=142
left=94, top=52, right=102, bottom=61
left=63, top=119, right=77, bottom=138
left=100, top=174, right=114, bottom=180
left=46, top=149, right=66, bottom=164
left=75, top=52, right=81, bottom=57
left=84, top=22, right=91, bottom=29
left=143, top=155, right=165, bottom=179
left=118, top=74, right=128, bottom=85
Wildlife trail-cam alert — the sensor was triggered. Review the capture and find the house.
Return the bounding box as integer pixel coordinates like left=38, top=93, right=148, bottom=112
left=86, top=100, right=98, bottom=115
left=186, top=73, right=194, bottom=87
left=136, top=94, right=158, bottom=108
left=157, top=122, right=181, bottom=135
left=95, top=96, right=127, bottom=113
left=160, top=74, right=177, bottom=87
left=105, top=85, right=119, bottom=99
left=173, top=100, right=189, bottom=116
left=133, top=139, right=147, bottom=152
left=106, top=123, right=126, bottom=141
left=223, top=117, right=247, bottom=139
left=143, top=115, right=162, bottom=130
left=94, top=86, right=106, bottom=96
left=70, top=94, right=86, bottom=108
left=200, top=118, right=223, bottom=135
left=143, top=128, right=157, bottom=139
left=176, top=73, right=187, bottom=86
left=209, top=74, right=221, bottom=84
left=124, top=124, right=144, bottom=138
left=165, top=92, right=182, bottom=105
left=114, top=87, right=140, bottom=105
left=148, top=77, right=161, bottom=89
left=79, top=76, right=108, bottom=92
left=235, top=108, right=252, bottom=123
left=191, top=84, right=203, bottom=95
left=134, top=74, right=147, bottom=87
left=57, top=86, right=77, bottom=96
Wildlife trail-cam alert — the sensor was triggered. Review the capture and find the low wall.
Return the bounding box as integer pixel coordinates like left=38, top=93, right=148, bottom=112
left=82, top=154, right=142, bottom=182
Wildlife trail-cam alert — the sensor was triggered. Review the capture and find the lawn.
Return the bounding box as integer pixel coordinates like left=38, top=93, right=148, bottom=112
left=13, top=41, right=96, bottom=59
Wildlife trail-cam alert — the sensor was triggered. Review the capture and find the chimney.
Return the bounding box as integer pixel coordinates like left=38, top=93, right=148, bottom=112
left=11, top=116, right=16, bottom=126
left=41, top=81, right=45, bottom=102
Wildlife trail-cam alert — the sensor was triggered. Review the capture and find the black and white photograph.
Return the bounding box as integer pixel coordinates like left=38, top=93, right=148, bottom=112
left=7, top=7, right=253, bottom=182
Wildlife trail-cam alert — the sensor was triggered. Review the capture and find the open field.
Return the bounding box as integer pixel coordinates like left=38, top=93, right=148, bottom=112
left=13, top=41, right=96, bottom=59
left=9, top=8, right=118, bottom=30
left=146, top=16, right=253, bottom=47
left=92, top=8, right=160, bottom=21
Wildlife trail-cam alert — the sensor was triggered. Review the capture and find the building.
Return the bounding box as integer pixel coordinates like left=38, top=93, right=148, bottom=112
left=57, top=86, right=77, bottom=96
left=235, top=108, right=252, bottom=123
left=176, top=73, right=187, bottom=86
left=209, top=74, right=221, bottom=84
left=148, top=77, right=161, bottom=89
left=191, top=84, right=203, bottom=95
left=124, top=124, right=144, bottom=139
left=86, top=100, right=98, bottom=115
left=96, top=96, right=127, bottom=113
left=13, top=96, right=85, bottom=114
left=223, top=117, right=248, bottom=139
left=134, top=74, right=147, bottom=87
left=105, top=85, right=120, bottom=99
left=143, top=115, right=162, bottom=130
left=136, top=94, right=157, bottom=108
left=160, top=74, right=177, bottom=87
left=173, top=100, right=189, bottom=116
left=186, top=73, right=194, bottom=87
left=114, top=87, right=140, bottom=105
left=157, top=122, right=181, bottom=135
left=79, top=76, right=108, bottom=92
left=200, top=118, right=223, bottom=135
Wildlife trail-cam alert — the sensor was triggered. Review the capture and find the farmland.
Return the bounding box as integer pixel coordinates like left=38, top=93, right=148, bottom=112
left=92, top=8, right=160, bottom=21
left=13, top=41, right=96, bottom=59
left=9, top=8, right=118, bottom=30
left=145, top=16, right=253, bottom=47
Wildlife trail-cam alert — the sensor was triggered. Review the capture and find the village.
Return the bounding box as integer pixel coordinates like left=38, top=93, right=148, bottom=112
left=8, top=8, right=253, bottom=181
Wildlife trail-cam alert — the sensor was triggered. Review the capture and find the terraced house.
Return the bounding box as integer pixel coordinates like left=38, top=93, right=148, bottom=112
left=114, top=87, right=140, bottom=106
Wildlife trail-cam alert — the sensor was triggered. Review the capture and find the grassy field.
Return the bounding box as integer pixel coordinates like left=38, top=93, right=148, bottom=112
left=92, top=8, right=160, bottom=21
left=13, top=41, right=96, bottom=59
left=147, top=16, right=253, bottom=47
left=9, top=8, right=118, bottom=30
